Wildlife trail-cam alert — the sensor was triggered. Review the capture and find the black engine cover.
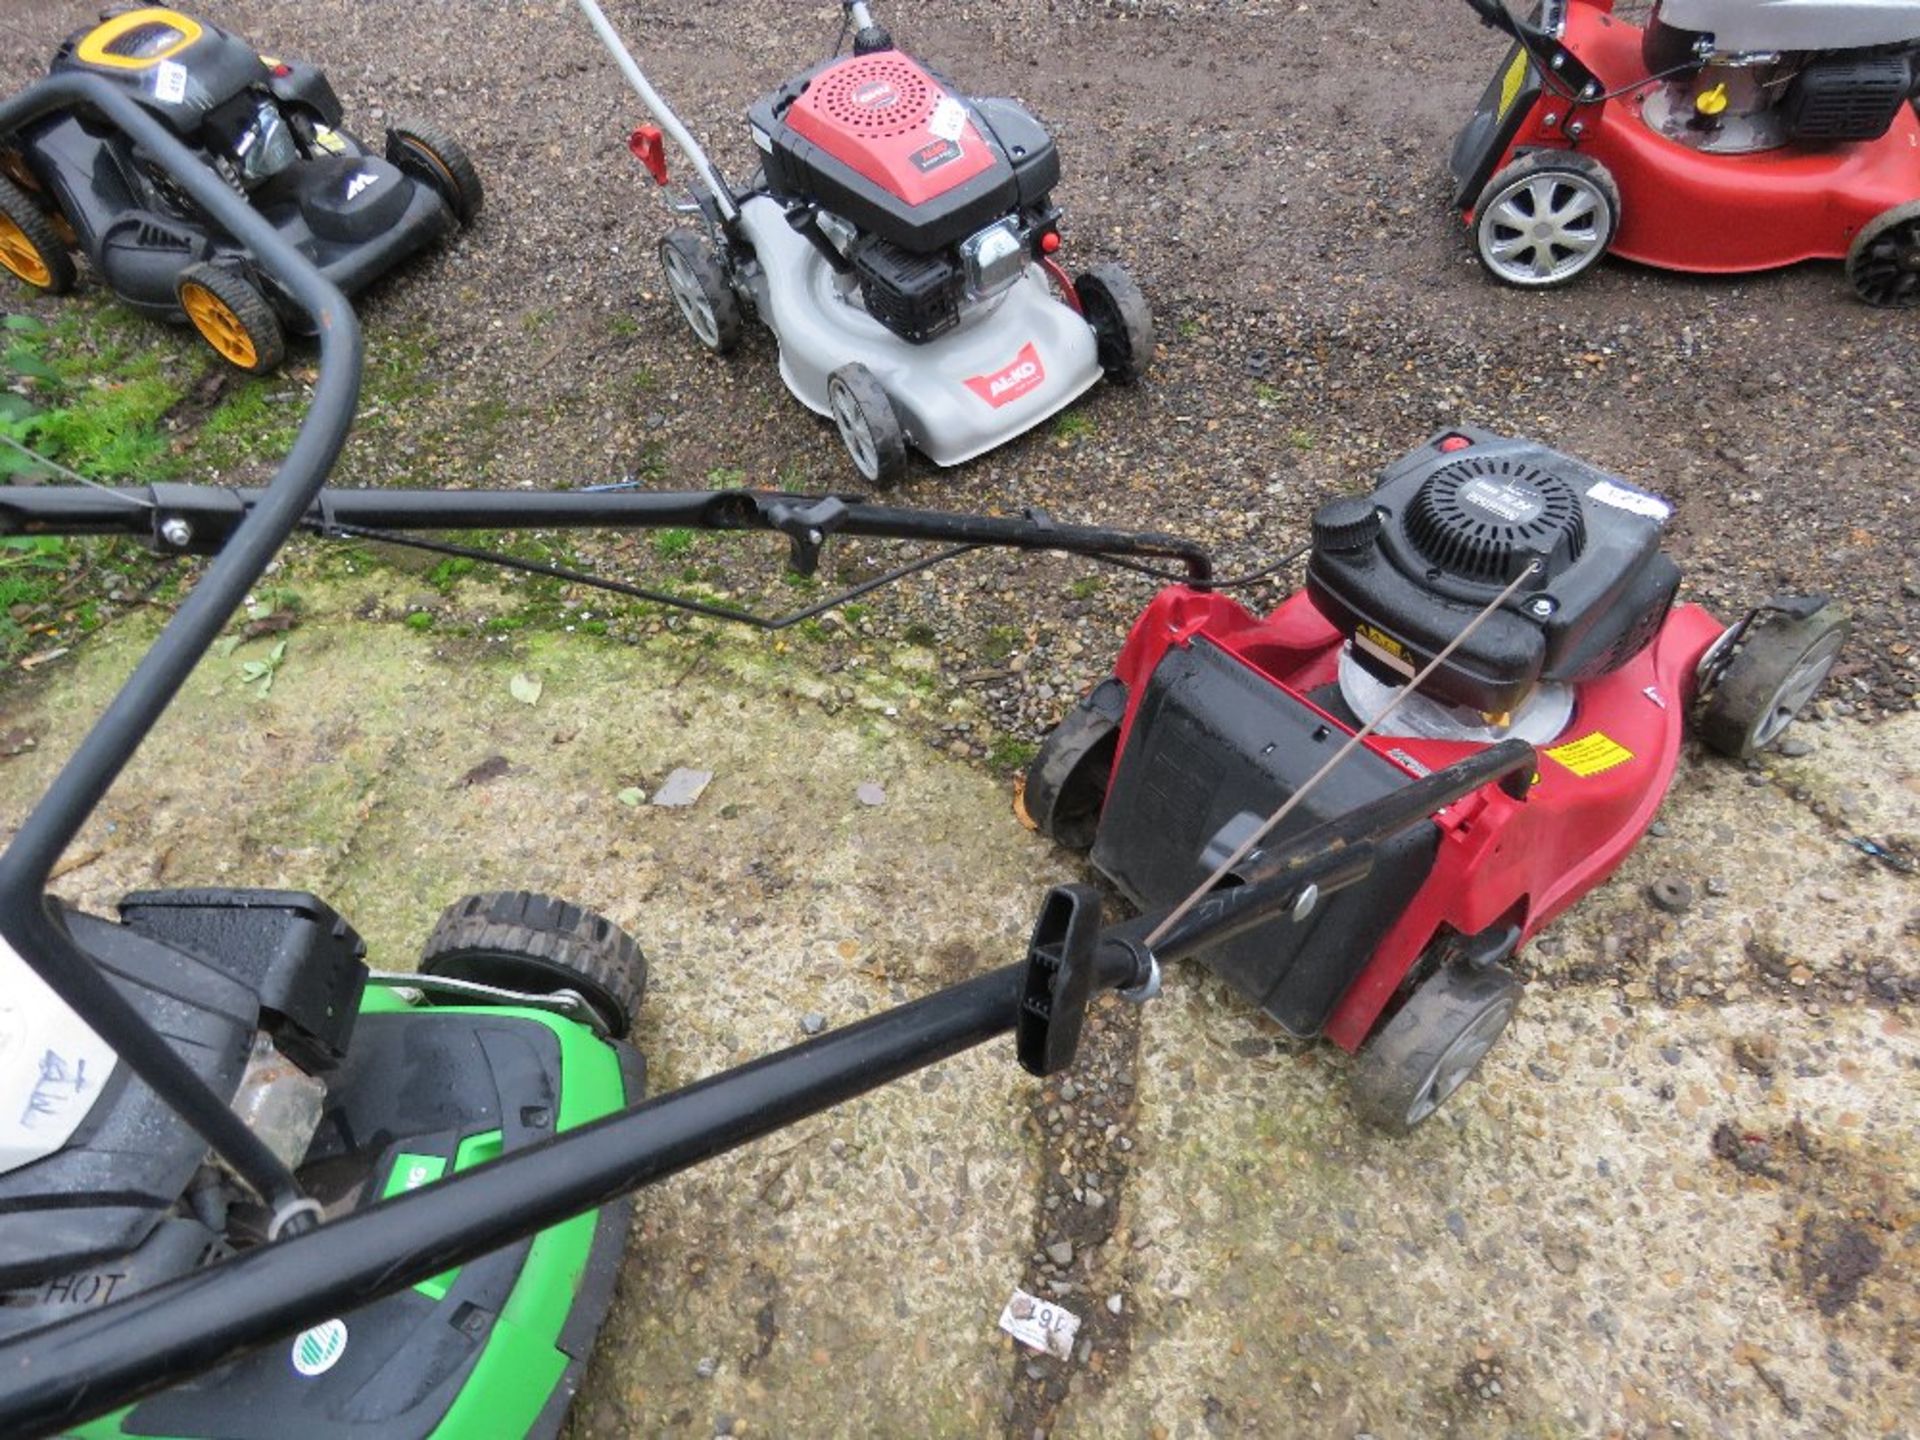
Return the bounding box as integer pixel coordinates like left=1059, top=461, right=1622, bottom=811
left=1305, top=428, right=1680, bottom=714
left=1780, top=54, right=1916, bottom=142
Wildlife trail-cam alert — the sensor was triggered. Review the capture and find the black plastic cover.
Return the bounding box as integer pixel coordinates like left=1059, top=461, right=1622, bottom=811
left=1781, top=55, right=1914, bottom=142
left=118, top=889, right=369, bottom=1074
left=0, top=908, right=256, bottom=1290
left=51, top=16, right=269, bottom=139
left=1306, top=428, right=1680, bottom=714
left=852, top=235, right=963, bottom=342
left=1090, top=640, right=1440, bottom=1038
left=267, top=59, right=344, bottom=130
left=970, top=97, right=1060, bottom=210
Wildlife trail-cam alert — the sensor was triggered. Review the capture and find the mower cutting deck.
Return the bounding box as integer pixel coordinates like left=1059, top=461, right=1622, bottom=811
left=1026, top=426, right=1849, bottom=1129
left=1449, top=0, right=1920, bottom=302
left=580, top=0, right=1153, bottom=485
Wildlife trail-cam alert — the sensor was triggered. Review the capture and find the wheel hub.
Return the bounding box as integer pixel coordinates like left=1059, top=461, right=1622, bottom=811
left=0, top=215, right=50, bottom=287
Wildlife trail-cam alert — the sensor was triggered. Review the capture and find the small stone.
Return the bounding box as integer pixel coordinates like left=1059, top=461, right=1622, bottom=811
left=1058, top=1078, right=1079, bottom=1103
left=1445, top=1210, right=1468, bottom=1243
left=1776, top=737, right=1814, bottom=758
left=1106, top=1293, right=1124, bottom=1315
left=1046, top=1240, right=1075, bottom=1267
left=856, top=782, right=887, bottom=807
left=1084, top=1188, right=1106, bottom=1210
left=800, top=1013, right=827, bottom=1036
left=652, top=767, right=715, bottom=808
left=695, top=1356, right=717, bottom=1379
left=1647, top=877, right=1694, bottom=913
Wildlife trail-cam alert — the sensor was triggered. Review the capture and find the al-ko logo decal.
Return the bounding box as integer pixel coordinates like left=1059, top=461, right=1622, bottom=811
left=851, top=79, right=900, bottom=109
left=964, top=343, right=1046, bottom=408
left=291, top=1318, right=349, bottom=1377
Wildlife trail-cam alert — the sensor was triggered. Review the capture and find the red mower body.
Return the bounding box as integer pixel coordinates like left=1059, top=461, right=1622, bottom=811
left=1451, top=0, right=1920, bottom=277
left=1087, top=583, right=1725, bottom=1054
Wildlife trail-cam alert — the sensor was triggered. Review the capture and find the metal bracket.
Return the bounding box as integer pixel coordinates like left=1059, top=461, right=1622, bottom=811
left=363, top=970, right=611, bottom=1038
left=761, top=496, right=850, bottom=577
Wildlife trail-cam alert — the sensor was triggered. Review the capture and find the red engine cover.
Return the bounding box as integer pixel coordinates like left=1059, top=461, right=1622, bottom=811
left=784, top=53, right=999, bottom=207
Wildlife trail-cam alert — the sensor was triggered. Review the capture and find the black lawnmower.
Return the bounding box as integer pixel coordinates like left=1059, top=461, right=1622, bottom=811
left=0, top=6, right=480, bottom=373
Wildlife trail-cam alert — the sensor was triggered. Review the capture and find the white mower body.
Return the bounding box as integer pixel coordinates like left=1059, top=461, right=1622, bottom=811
left=1656, top=0, right=1920, bottom=50
left=734, top=196, right=1102, bottom=468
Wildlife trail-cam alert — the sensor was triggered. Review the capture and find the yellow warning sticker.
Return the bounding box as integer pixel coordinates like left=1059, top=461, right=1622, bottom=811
left=1355, top=624, right=1414, bottom=677
left=1496, top=49, right=1531, bottom=122
left=1545, top=732, right=1635, bottom=778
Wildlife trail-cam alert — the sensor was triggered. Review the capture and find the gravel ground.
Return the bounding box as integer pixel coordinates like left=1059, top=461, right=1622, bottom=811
left=2, top=0, right=1913, bottom=755
left=1, top=1, right=1917, bottom=1436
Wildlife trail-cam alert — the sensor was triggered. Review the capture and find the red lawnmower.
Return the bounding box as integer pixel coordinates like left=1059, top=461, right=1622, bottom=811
left=1450, top=0, right=1920, bottom=302
left=1024, top=427, right=1849, bottom=1130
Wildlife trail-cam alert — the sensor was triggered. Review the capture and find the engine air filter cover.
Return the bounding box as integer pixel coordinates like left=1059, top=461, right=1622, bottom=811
left=1304, top=427, right=1681, bottom=714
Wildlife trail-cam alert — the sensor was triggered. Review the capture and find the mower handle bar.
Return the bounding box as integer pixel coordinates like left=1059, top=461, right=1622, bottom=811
left=574, top=0, right=742, bottom=225
left=0, top=483, right=1216, bottom=583
left=0, top=72, right=363, bottom=1218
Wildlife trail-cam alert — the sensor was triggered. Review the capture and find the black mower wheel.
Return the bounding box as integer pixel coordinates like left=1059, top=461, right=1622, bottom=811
left=826, top=362, right=908, bottom=487
left=420, top=890, right=647, bottom=1039
left=386, top=119, right=484, bottom=227
left=1021, top=677, right=1126, bottom=850
left=0, top=175, right=74, bottom=295
left=1076, top=262, right=1154, bottom=383
left=1695, top=600, right=1850, bottom=762
left=1472, top=151, right=1619, bottom=289
left=176, top=264, right=285, bottom=375
left=1350, top=962, right=1520, bottom=1134
left=658, top=230, right=742, bottom=355
left=1845, top=200, right=1920, bottom=308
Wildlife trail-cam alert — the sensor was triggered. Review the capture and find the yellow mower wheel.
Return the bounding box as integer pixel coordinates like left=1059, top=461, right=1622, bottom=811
left=0, top=176, right=74, bottom=294
left=177, top=264, right=285, bottom=374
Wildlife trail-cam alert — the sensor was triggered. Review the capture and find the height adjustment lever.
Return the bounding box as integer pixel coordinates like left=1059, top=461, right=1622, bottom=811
left=1017, top=884, right=1103, bottom=1077
left=762, top=496, right=849, bottom=576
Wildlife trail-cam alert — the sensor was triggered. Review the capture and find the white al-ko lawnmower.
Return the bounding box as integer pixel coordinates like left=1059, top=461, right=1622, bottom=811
left=576, top=0, right=1154, bottom=486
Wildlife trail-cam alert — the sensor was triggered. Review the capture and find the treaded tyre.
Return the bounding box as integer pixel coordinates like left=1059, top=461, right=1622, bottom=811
left=658, top=229, right=742, bottom=355
left=0, top=175, right=75, bottom=295
left=1846, top=201, right=1920, bottom=308
left=420, top=890, right=648, bottom=1039
left=1351, top=963, right=1520, bottom=1133
left=1022, top=677, right=1126, bottom=850
left=1472, top=151, right=1620, bottom=289
left=827, top=362, right=907, bottom=487
left=1695, top=600, right=1850, bottom=762
left=1076, top=261, right=1154, bottom=383
left=176, top=263, right=285, bottom=374
left=386, top=118, right=484, bottom=226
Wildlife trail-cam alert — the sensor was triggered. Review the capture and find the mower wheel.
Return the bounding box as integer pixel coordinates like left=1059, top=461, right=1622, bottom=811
left=386, top=119, right=484, bottom=226
left=1022, top=677, right=1126, bottom=850
left=1076, top=262, right=1154, bottom=382
left=1695, top=600, right=1850, bottom=762
left=176, top=264, right=285, bottom=374
left=1350, top=962, right=1520, bottom=1133
left=421, top=890, right=648, bottom=1039
left=0, top=176, right=74, bottom=295
left=1472, top=151, right=1619, bottom=289
left=658, top=230, right=742, bottom=355
left=1845, top=200, right=1920, bottom=308
left=827, top=363, right=907, bottom=487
